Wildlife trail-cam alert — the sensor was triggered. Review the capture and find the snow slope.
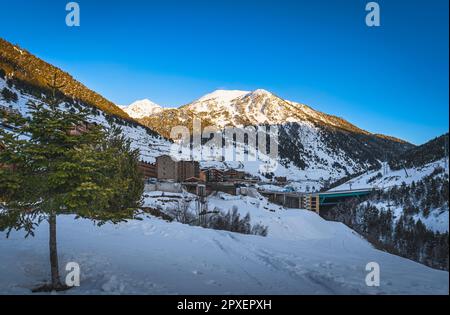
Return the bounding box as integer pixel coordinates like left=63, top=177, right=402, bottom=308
left=331, top=159, right=449, bottom=191
left=1, top=188, right=448, bottom=294
left=0, top=210, right=448, bottom=295
left=0, top=78, right=171, bottom=164
left=360, top=199, right=449, bottom=233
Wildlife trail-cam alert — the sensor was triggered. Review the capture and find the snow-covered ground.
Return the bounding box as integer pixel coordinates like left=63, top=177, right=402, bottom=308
left=1, top=193, right=448, bottom=295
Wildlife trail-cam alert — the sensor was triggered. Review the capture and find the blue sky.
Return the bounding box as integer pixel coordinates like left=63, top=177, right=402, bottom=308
left=0, top=0, right=448, bottom=144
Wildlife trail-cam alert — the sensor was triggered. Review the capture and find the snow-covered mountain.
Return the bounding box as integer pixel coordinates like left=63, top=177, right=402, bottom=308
left=140, top=88, right=398, bottom=134
left=120, top=99, right=164, bottom=119
left=139, top=89, right=413, bottom=184
left=0, top=38, right=134, bottom=122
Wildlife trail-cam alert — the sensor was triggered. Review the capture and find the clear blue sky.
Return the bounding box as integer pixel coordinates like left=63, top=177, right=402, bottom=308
left=0, top=0, right=448, bottom=144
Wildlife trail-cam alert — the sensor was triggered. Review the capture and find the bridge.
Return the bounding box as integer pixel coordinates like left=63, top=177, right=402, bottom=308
left=313, top=188, right=375, bottom=207
left=258, top=188, right=375, bottom=214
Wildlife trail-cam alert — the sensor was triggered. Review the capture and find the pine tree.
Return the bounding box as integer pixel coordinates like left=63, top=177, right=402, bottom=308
left=1, top=87, right=18, bottom=103
left=0, top=74, right=143, bottom=292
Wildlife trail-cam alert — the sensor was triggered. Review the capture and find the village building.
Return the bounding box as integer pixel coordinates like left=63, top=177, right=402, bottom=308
left=223, top=169, right=246, bottom=181
left=177, top=160, right=200, bottom=182
left=156, top=155, right=177, bottom=180
left=156, top=155, right=200, bottom=182
left=138, top=161, right=156, bottom=179
left=204, top=168, right=224, bottom=182
left=199, top=170, right=207, bottom=182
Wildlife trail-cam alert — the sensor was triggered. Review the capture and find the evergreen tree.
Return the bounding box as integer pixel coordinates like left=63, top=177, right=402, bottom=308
left=0, top=74, right=143, bottom=292
left=1, top=87, right=18, bottom=103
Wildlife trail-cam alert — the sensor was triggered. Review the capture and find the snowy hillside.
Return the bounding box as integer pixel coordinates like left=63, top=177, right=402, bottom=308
left=330, top=158, right=449, bottom=231
left=361, top=199, right=448, bottom=234
left=331, top=159, right=449, bottom=191
left=0, top=78, right=171, bottom=164
left=323, top=154, right=449, bottom=270
left=0, top=200, right=448, bottom=294
left=342, top=162, right=448, bottom=232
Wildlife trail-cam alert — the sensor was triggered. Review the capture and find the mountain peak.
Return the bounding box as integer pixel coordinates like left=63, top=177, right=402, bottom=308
left=250, top=89, right=272, bottom=96
left=128, top=98, right=160, bottom=108
left=197, top=89, right=250, bottom=103
left=121, top=99, right=163, bottom=119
